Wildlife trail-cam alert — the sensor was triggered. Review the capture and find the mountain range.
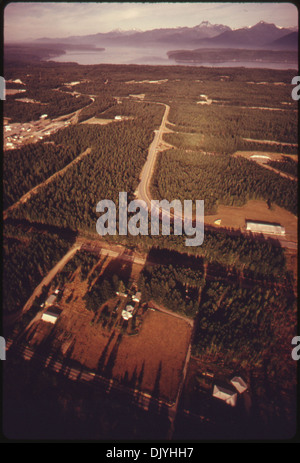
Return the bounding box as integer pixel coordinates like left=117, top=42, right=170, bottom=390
left=34, top=21, right=298, bottom=50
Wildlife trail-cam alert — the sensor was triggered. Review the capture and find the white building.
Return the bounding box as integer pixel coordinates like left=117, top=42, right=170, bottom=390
left=121, top=305, right=134, bottom=320
left=246, top=220, right=285, bottom=236
left=42, top=307, right=61, bottom=324
left=132, top=292, right=142, bottom=303
left=212, top=385, right=237, bottom=407
left=230, top=376, right=248, bottom=394
left=45, top=294, right=57, bottom=308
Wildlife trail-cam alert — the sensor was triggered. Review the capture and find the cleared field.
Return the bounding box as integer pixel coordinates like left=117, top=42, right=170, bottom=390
left=205, top=199, right=297, bottom=242
left=110, top=309, right=192, bottom=403
left=25, top=251, right=191, bottom=404
left=233, top=150, right=298, bottom=163
left=80, top=117, right=114, bottom=125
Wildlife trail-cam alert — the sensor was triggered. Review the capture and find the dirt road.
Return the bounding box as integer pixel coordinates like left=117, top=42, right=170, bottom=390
left=3, top=148, right=91, bottom=219
left=3, top=244, right=81, bottom=328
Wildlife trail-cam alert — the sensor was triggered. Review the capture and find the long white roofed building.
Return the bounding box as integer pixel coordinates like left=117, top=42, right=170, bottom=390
left=245, top=220, right=285, bottom=236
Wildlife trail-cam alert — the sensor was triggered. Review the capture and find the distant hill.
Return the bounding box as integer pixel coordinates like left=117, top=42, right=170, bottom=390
left=268, top=31, right=298, bottom=50
left=167, top=48, right=298, bottom=65
left=4, top=43, right=105, bottom=63
left=202, top=21, right=296, bottom=49
left=33, top=20, right=297, bottom=50
left=34, top=21, right=231, bottom=47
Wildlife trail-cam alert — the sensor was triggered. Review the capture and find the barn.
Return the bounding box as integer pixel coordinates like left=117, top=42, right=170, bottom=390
left=245, top=220, right=285, bottom=235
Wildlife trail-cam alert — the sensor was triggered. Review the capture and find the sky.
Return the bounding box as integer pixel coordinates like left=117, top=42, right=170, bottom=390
left=4, top=2, right=299, bottom=42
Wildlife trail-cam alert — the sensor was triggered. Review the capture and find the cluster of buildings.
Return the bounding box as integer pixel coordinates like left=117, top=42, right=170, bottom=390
left=41, top=289, right=61, bottom=324
left=212, top=376, right=248, bottom=407
left=120, top=290, right=142, bottom=320
left=4, top=115, right=72, bottom=150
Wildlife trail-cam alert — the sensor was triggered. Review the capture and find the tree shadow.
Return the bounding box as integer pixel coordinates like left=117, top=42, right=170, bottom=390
left=103, top=332, right=123, bottom=378
left=146, top=246, right=204, bottom=273
left=148, top=361, right=162, bottom=414
left=100, top=250, right=134, bottom=289
left=97, top=330, right=115, bottom=373
left=137, top=361, right=145, bottom=389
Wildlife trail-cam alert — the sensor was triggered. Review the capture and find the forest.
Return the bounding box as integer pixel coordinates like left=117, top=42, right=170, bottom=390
left=167, top=48, right=297, bottom=65
left=192, top=277, right=297, bottom=413
left=52, top=250, right=99, bottom=288
left=4, top=62, right=295, bottom=290
left=77, top=94, right=116, bottom=122
left=138, top=262, right=205, bottom=318
left=3, top=60, right=297, bottom=439
left=151, top=149, right=297, bottom=215
left=3, top=142, right=80, bottom=209
left=52, top=249, right=118, bottom=313
left=7, top=104, right=164, bottom=232
left=165, top=104, right=297, bottom=150
left=4, top=89, right=91, bottom=123
left=3, top=224, right=71, bottom=316
left=193, top=279, right=296, bottom=359
left=267, top=156, right=298, bottom=177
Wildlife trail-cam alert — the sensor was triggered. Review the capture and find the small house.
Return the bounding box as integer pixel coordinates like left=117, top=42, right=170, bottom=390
left=121, top=305, right=134, bottom=320
left=132, top=291, right=141, bottom=303
left=230, top=376, right=248, bottom=394
left=212, top=384, right=237, bottom=407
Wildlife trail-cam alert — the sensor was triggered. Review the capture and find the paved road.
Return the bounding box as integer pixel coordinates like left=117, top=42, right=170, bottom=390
left=133, top=100, right=297, bottom=250
left=137, top=102, right=170, bottom=209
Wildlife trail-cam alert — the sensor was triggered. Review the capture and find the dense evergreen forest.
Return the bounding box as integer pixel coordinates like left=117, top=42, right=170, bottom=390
left=5, top=89, right=91, bottom=123
left=151, top=149, right=297, bottom=215
left=77, top=94, right=116, bottom=122
left=3, top=224, right=72, bottom=315
left=165, top=104, right=297, bottom=153
left=3, top=61, right=297, bottom=440
left=3, top=142, right=79, bottom=209
left=4, top=62, right=296, bottom=280
left=267, top=156, right=298, bottom=177
left=139, top=262, right=204, bottom=317
left=137, top=257, right=296, bottom=391
left=7, top=104, right=164, bottom=231
left=193, top=279, right=296, bottom=360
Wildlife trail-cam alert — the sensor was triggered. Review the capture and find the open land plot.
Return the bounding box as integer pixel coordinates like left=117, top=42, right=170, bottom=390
left=204, top=199, right=297, bottom=242
left=233, top=150, right=298, bottom=163
left=109, top=309, right=192, bottom=403
left=24, top=250, right=191, bottom=404
left=80, top=117, right=114, bottom=125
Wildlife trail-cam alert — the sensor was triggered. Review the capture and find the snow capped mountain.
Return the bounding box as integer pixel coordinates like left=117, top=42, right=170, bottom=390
left=34, top=21, right=297, bottom=50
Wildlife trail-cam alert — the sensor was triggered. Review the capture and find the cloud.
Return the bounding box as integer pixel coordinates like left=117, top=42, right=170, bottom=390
left=4, top=2, right=298, bottom=42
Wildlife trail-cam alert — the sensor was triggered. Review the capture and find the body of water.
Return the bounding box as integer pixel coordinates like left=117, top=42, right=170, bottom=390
left=46, top=45, right=298, bottom=69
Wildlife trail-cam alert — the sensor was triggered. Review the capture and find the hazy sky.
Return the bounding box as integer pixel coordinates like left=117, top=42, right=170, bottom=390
left=4, top=2, right=298, bottom=42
